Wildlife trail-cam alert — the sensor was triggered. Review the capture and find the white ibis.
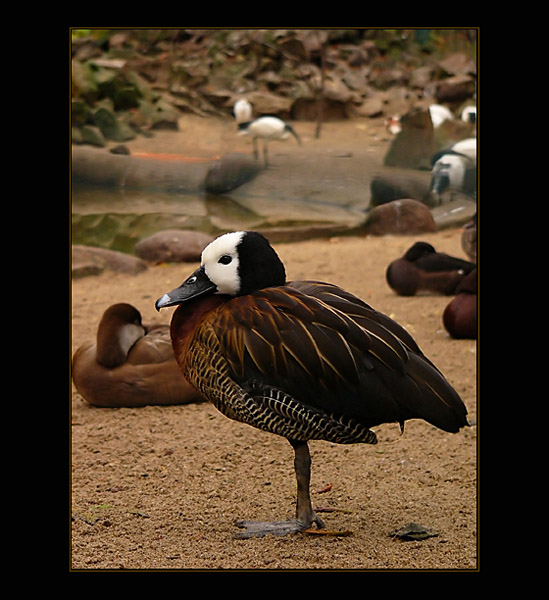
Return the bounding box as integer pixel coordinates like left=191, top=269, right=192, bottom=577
left=430, top=138, right=477, bottom=201
left=237, top=116, right=302, bottom=166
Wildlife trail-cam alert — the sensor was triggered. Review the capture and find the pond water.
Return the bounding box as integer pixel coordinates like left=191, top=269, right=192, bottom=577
left=71, top=119, right=402, bottom=252
left=71, top=118, right=475, bottom=254
left=71, top=183, right=368, bottom=253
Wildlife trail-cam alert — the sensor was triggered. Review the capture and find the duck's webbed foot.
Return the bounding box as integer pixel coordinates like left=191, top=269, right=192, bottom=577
left=234, top=513, right=324, bottom=539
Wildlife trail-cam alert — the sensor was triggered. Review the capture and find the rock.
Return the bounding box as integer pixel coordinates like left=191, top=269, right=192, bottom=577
left=383, top=86, right=416, bottom=116
left=71, top=59, right=100, bottom=99
left=363, top=199, right=437, bottom=236
left=390, top=522, right=438, bottom=541
left=383, top=108, right=435, bottom=169
left=109, top=144, right=131, bottom=155
left=134, top=230, right=214, bottom=263
left=89, top=57, right=128, bottom=70
left=292, top=97, right=348, bottom=121
left=434, top=118, right=476, bottom=152
left=72, top=127, right=84, bottom=144
left=72, top=262, right=103, bottom=279
left=93, top=106, right=136, bottom=142
left=324, top=77, right=353, bottom=103
left=341, top=65, right=370, bottom=91
left=438, top=52, right=476, bottom=77
left=278, top=36, right=308, bottom=61
left=72, top=245, right=148, bottom=277
left=353, top=95, right=384, bottom=118
left=204, top=153, right=263, bottom=194
left=461, top=214, right=477, bottom=262
left=71, top=145, right=211, bottom=192
left=149, top=98, right=180, bottom=130
left=79, top=125, right=106, bottom=147
left=245, top=91, right=294, bottom=116
left=434, top=75, right=476, bottom=105
left=113, top=85, right=141, bottom=111
left=370, top=67, right=407, bottom=90
left=408, top=65, right=435, bottom=89
left=431, top=195, right=477, bottom=229
left=71, top=100, right=90, bottom=127
left=370, top=171, right=435, bottom=208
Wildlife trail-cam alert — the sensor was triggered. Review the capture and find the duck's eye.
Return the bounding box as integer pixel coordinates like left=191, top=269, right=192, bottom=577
left=218, top=255, right=232, bottom=265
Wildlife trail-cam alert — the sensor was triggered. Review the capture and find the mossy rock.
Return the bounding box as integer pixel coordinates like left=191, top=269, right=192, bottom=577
left=92, top=107, right=136, bottom=142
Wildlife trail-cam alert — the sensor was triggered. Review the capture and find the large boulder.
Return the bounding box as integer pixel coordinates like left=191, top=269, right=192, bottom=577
left=370, top=171, right=434, bottom=208
left=383, top=108, right=436, bottom=169
left=204, top=153, right=262, bottom=194
left=134, top=229, right=214, bottom=263
left=72, top=245, right=148, bottom=278
left=363, top=199, right=437, bottom=236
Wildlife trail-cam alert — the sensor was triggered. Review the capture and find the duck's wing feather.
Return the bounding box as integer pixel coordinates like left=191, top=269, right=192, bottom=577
left=127, top=325, right=174, bottom=365
left=209, top=284, right=466, bottom=433
left=416, top=253, right=475, bottom=273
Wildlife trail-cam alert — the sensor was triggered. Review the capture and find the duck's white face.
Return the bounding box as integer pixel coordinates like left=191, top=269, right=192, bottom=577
left=201, top=231, right=244, bottom=296
left=155, top=231, right=286, bottom=311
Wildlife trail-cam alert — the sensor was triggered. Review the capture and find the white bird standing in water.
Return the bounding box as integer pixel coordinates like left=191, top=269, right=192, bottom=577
left=237, top=116, right=302, bottom=166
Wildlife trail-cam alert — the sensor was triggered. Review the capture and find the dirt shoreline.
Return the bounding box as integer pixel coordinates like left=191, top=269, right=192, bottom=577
left=71, top=228, right=477, bottom=570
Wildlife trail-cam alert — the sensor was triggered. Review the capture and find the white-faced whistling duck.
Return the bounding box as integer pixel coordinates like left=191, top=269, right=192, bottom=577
left=156, top=231, right=468, bottom=538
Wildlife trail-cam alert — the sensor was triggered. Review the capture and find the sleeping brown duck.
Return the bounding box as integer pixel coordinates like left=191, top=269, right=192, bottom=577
left=443, top=268, right=478, bottom=339
left=386, top=241, right=476, bottom=296
left=72, top=303, right=203, bottom=407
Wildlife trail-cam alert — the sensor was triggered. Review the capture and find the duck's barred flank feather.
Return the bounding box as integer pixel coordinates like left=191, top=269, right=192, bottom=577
left=182, top=325, right=378, bottom=444
left=244, top=382, right=378, bottom=444
left=174, top=282, right=467, bottom=443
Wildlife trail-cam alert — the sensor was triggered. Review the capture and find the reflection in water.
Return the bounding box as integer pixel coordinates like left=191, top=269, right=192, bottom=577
left=71, top=185, right=366, bottom=253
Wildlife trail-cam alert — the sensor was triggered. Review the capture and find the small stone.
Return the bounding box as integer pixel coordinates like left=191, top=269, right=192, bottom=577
left=390, top=522, right=438, bottom=541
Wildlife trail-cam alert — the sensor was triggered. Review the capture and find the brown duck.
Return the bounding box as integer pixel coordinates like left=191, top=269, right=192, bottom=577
left=443, top=268, right=477, bottom=339
left=72, top=303, right=203, bottom=407
left=386, top=241, right=476, bottom=296
left=156, top=232, right=468, bottom=538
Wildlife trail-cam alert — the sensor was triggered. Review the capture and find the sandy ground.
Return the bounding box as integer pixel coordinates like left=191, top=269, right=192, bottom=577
left=71, top=228, right=477, bottom=571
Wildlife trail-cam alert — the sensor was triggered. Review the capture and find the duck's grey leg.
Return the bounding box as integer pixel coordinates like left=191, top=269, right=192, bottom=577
left=292, top=440, right=325, bottom=530
left=234, top=440, right=324, bottom=539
